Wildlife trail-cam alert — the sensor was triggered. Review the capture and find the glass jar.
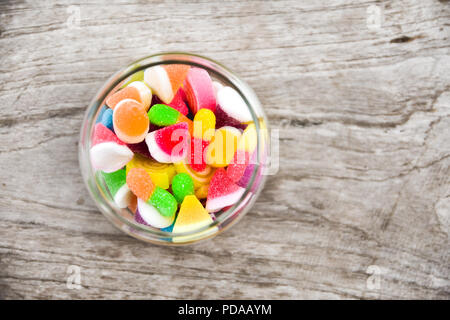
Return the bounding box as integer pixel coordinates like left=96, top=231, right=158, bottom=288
left=79, top=52, right=270, bottom=245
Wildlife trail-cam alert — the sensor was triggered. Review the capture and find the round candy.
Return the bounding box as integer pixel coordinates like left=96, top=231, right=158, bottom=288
left=113, top=99, right=149, bottom=144
left=172, top=173, right=195, bottom=204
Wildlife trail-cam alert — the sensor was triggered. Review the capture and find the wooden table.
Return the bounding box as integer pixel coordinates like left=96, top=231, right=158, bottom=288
left=0, top=0, right=448, bottom=299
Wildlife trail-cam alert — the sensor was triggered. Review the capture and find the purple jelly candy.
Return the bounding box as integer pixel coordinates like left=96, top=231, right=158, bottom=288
left=215, top=104, right=247, bottom=130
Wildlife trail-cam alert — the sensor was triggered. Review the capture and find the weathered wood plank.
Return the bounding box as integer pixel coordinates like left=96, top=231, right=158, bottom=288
left=0, top=0, right=449, bottom=299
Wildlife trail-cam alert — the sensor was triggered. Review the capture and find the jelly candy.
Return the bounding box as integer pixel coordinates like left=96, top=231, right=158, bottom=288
left=145, top=122, right=189, bottom=163
left=127, top=140, right=153, bottom=159
left=136, top=198, right=175, bottom=228
left=101, top=169, right=133, bottom=208
left=171, top=173, right=195, bottom=204
left=169, top=88, right=189, bottom=116
left=190, top=109, right=216, bottom=172
left=215, top=104, right=247, bottom=130
left=113, top=99, right=149, bottom=144
left=148, top=104, right=193, bottom=135
left=127, top=167, right=177, bottom=218
left=216, top=86, right=252, bottom=123
left=90, top=123, right=133, bottom=173
left=184, top=67, right=216, bottom=114
left=106, top=81, right=152, bottom=111
left=206, top=168, right=245, bottom=212
left=173, top=160, right=215, bottom=190
left=173, top=195, right=213, bottom=234
left=126, top=154, right=175, bottom=189
left=144, top=64, right=190, bottom=104
left=227, top=123, right=257, bottom=182
left=205, top=126, right=241, bottom=167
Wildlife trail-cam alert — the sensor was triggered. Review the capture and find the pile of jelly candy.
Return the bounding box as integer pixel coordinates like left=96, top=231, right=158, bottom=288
left=90, top=64, right=259, bottom=234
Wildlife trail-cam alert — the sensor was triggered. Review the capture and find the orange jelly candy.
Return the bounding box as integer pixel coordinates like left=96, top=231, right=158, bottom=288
left=126, top=167, right=155, bottom=201
left=164, top=64, right=190, bottom=94
left=113, top=99, right=149, bottom=144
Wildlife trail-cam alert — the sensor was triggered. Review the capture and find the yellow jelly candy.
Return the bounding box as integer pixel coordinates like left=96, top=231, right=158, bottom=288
left=126, top=154, right=175, bottom=189
left=205, top=126, right=241, bottom=167
left=173, top=161, right=215, bottom=189
left=195, top=185, right=209, bottom=199
left=173, top=195, right=213, bottom=234
left=193, top=109, right=216, bottom=141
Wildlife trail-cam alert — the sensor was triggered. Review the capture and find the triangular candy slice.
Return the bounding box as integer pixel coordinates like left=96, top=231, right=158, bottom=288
left=206, top=168, right=245, bottom=212
left=101, top=169, right=133, bottom=208
left=173, top=195, right=213, bottom=233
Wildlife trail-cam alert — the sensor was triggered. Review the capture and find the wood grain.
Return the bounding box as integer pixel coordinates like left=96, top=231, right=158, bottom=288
left=0, top=0, right=449, bottom=299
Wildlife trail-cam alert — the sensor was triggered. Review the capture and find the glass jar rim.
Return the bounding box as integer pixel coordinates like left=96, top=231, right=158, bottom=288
left=79, top=52, right=269, bottom=243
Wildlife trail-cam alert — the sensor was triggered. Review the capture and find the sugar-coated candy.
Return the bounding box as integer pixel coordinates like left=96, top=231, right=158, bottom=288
left=106, top=81, right=152, bottom=111
left=101, top=169, right=133, bottom=208
left=90, top=123, right=133, bottom=173
left=184, top=67, right=216, bottom=114
left=226, top=149, right=251, bottom=183
left=169, top=88, right=189, bottom=116
left=172, top=173, right=195, bottom=204
left=216, top=86, right=252, bottom=123
left=113, top=99, right=149, bottom=144
left=127, top=81, right=152, bottom=110
left=189, top=138, right=209, bottom=172
left=205, top=126, right=241, bottom=167
left=190, top=109, right=216, bottom=172
left=193, top=109, right=216, bottom=141
left=136, top=198, right=175, bottom=228
left=144, top=64, right=190, bottom=104
left=148, top=104, right=193, bottom=134
left=226, top=123, right=257, bottom=182
left=206, top=168, right=245, bottom=212
left=148, top=186, right=178, bottom=218
left=126, top=154, right=175, bottom=189
left=174, top=160, right=215, bottom=190
left=145, top=122, right=189, bottom=163
left=215, top=104, right=247, bottom=130
left=173, top=195, right=213, bottom=234
left=127, top=167, right=177, bottom=217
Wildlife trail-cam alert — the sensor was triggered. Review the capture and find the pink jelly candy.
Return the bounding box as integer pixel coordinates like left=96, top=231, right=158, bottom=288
left=145, top=122, right=189, bottom=163
left=184, top=68, right=216, bottom=114
left=206, top=168, right=245, bottom=212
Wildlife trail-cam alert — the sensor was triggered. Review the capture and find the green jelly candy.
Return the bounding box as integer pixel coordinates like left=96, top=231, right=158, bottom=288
left=148, top=104, right=180, bottom=126
left=149, top=186, right=178, bottom=217
left=101, top=169, right=126, bottom=196
left=172, top=173, right=195, bottom=204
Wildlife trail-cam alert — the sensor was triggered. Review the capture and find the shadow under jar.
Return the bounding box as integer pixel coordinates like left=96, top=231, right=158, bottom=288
left=79, top=52, right=270, bottom=245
